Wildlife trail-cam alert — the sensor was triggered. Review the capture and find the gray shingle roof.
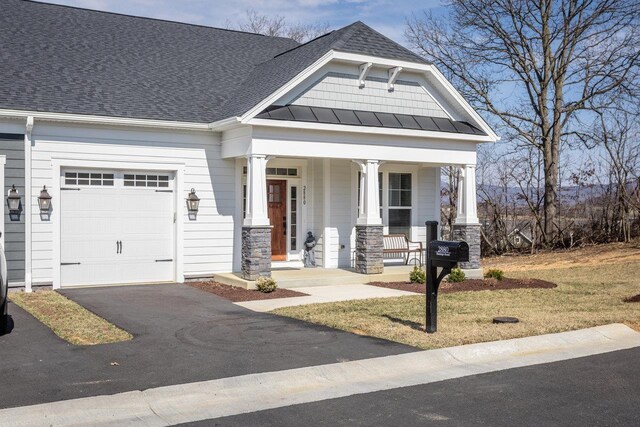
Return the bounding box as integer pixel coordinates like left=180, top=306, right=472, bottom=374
left=256, top=105, right=486, bottom=135
left=212, top=21, right=430, bottom=121
left=0, top=0, right=298, bottom=123
left=0, top=1, right=430, bottom=123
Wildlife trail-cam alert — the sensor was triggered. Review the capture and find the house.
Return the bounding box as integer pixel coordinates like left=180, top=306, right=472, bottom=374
left=0, top=0, right=498, bottom=290
left=508, top=228, right=533, bottom=249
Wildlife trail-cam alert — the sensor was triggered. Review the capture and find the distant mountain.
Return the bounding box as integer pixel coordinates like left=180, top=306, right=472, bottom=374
left=442, top=182, right=633, bottom=206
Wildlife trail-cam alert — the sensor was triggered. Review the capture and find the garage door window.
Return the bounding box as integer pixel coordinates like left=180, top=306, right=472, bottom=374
left=65, top=172, right=114, bottom=186
left=123, top=174, right=170, bottom=188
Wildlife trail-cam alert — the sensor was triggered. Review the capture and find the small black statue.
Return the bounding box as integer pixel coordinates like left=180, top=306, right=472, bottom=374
left=303, top=231, right=317, bottom=268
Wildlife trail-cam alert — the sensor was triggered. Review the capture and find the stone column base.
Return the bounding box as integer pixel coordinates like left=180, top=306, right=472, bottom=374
left=241, top=226, right=272, bottom=280
left=355, top=225, right=384, bottom=274
left=460, top=268, right=483, bottom=279
left=452, top=223, right=481, bottom=270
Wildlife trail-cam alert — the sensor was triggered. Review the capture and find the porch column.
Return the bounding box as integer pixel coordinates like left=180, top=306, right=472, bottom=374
left=453, top=164, right=481, bottom=276
left=355, top=160, right=383, bottom=274
left=242, top=155, right=271, bottom=280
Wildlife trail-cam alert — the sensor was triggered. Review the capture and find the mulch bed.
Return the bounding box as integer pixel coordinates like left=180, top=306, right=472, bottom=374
left=623, top=294, right=640, bottom=303
left=368, top=278, right=557, bottom=294
left=186, top=281, right=308, bottom=302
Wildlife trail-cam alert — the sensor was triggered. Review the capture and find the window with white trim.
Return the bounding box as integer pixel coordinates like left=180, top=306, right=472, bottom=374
left=357, top=171, right=414, bottom=238
left=388, top=173, right=412, bottom=237
left=65, top=172, right=114, bottom=186
left=243, top=167, right=299, bottom=177
left=123, top=174, right=170, bottom=188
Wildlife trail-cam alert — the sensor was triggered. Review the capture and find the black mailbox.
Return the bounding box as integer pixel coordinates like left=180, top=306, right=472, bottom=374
left=424, top=221, right=469, bottom=334
left=428, top=240, right=469, bottom=267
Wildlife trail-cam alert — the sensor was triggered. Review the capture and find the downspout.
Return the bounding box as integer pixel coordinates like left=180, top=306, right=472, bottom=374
left=24, top=116, right=33, bottom=292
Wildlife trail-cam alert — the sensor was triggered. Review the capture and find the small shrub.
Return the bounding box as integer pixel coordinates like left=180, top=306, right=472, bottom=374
left=447, top=267, right=466, bottom=283
left=484, top=268, right=505, bottom=281
left=409, top=266, right=426, bottom=284
left=255, top=276, right=277, bottom=293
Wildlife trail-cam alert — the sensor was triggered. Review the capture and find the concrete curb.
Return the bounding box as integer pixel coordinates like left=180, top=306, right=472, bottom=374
left=3, top=324, right=640, bottom=426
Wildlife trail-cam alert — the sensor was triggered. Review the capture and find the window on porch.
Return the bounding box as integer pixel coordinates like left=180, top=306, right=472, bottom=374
left=388, top=173, right=412, bottom=237
left=357, top=171, right=413, bottom=238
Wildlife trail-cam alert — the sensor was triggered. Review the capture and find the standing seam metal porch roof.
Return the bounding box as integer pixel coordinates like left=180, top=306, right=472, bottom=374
left=256, top=105, right=487, bottom=135
left=0, top=0, right=430, bottom=124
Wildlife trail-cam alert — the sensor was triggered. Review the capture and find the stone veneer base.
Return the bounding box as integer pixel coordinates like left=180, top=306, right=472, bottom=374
left=241, top=226, right=272, bottom=281
left=452, top=223, right=481, bottom=270
left=355, top=225, right=384, bottom=274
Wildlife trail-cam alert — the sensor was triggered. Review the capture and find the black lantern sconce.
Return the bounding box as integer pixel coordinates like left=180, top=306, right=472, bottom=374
left=187, top=188, right=200, bottom=220
left=38, top=186, right=52, bottom=212
left=7, top=185, right=21, bottom=221
left=38, top=185, right=52, bottom=221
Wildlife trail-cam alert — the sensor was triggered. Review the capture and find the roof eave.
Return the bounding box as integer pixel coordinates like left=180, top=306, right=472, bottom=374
left=0, top=108, right=211, bottom=130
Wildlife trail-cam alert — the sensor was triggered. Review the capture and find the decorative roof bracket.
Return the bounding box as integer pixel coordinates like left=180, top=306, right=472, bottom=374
left=387, top=66, right=402, bottom=91
left=358, top=62, right=373, bottom=88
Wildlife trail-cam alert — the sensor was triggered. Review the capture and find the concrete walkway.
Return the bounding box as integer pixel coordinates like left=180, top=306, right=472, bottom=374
left=3, top=324, right=639, bottom=426
left=215, top=265, right=415, bottom=289
left=236, top=284, right=420, bottom=312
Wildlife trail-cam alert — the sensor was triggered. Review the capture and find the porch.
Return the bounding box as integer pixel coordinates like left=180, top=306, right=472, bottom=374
left=223, top=113, right=483, bottom=281
left=214, top=265, right=416, bottom=289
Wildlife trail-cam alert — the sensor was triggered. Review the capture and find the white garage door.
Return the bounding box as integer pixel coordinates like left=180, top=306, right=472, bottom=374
left=60, top=170, right=175, bottom=287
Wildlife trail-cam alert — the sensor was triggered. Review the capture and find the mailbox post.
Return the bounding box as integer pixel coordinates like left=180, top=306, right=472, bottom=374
left=425, top=221, right=470, bottom=333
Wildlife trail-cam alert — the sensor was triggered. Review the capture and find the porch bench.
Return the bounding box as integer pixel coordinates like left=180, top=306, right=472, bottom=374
left=383, top=234, right=423, bottom=266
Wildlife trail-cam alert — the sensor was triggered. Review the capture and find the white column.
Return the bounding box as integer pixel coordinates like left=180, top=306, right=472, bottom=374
left=243, top=154, right=270, bottom=227
left=455, top=164, right=479, bottom=225
left=356, top=160, right=382, bottom=226
left=24, top=116, right=34, bottom=293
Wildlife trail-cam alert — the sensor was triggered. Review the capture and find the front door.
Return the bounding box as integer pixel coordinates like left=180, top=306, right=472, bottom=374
left=267, top=180, right=287, bottom=260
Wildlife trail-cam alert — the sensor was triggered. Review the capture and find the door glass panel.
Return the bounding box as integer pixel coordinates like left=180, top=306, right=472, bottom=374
left=290, top=185, right=297, bottom=250
left=243, top=184, right=247, bottom=218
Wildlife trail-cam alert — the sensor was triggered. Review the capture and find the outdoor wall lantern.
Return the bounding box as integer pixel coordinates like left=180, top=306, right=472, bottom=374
left=186, top=188, right=200, bottom=220
left=38, top=186, right=52, bottom=212
left=7, top=185, right=21, bottom=221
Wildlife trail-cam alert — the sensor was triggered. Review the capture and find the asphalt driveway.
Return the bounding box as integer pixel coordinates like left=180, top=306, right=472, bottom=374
left=0, top=283, right=415, bottom=409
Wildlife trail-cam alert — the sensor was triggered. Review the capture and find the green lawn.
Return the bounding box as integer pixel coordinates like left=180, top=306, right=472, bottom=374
left=273, top=262, right=640, bottom=350
left=9, top=291, right=132, bottom=345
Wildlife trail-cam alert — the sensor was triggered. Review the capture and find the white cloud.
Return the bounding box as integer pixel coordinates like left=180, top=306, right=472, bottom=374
left=37, top=0, right=443, bottom=43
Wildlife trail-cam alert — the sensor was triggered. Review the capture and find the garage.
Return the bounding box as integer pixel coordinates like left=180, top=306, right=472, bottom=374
left=60, top=170, right=175, bottom=287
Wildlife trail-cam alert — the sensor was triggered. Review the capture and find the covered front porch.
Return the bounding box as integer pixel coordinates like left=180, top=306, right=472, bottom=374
left=222, top=121, right=482, bottom=284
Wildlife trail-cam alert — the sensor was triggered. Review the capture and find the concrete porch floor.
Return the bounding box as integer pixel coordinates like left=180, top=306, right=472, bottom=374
left=213, top=265, right=415, bottom=289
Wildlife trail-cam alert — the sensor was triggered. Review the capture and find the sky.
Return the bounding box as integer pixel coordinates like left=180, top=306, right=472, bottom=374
left=37, top=0, right=445, bottom=45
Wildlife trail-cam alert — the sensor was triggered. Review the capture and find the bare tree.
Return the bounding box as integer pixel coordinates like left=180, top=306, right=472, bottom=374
left=231, top=9, right=331, bottom=43
left=590, top=107, right=640, bottom=242
left=406, top=0, right=640, bottom=245
left=440, top=166, right=460, bottom=240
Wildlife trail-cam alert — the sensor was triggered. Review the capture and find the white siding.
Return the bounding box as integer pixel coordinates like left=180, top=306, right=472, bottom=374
left=291, top=70, right=450, bottom=118
left=28, top=122, right=235, bottom=284
left=329, top=159, right=353, bottom=268
left=415, top=167, right=440, bottom=245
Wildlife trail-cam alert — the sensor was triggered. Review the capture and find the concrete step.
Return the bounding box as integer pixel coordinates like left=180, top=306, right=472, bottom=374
left=213, top=266, right=414, bottom=289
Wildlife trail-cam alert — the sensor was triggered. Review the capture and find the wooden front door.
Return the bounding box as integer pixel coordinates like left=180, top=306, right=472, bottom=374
left=267, top=180, right=287, bottom=260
